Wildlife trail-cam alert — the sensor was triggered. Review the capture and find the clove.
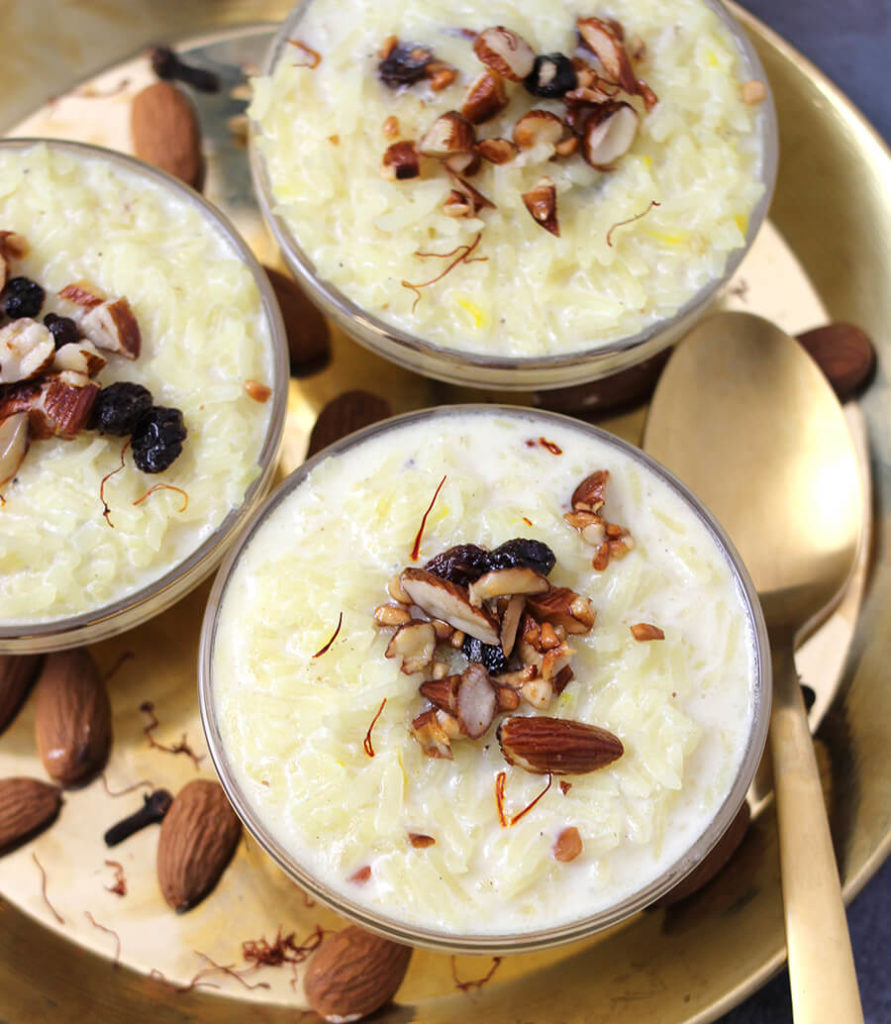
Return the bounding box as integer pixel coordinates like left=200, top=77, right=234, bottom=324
left=104, top=788, right=173, bottom=847
left=149, top=46, right=220, bottom=94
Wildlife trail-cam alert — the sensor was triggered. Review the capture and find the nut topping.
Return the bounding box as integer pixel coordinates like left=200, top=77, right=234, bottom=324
left=500, top=592, right=525, bottom=658
left=418, top=111, right=476, bottom=161
left=630, top=622, right=665, bottom=641
left=0, top=412, right=29, bottom=487
left=563, top=510, right=606, bottom=548
left=80, top=297, right=141, bottom=360
left=468, top=566, right=550, bottom=607
left=52, top=340, right=107, bottom=378
left=400, top=568, right=500, bottom=645
left=521, top=177, right=560, bottom=237
left=385, top=620, right=436, bottom=673
left=572, top=470, right=609, bottom=513
left=373, top=604, right=412, bottom=627
left=0, top=319, right=55, bottom=385
left=576, top=16, right=639, bottom=95
left=513, top=110, right=564, bottom=150
left=741, top=80, right=767, bottom=105
left=443, top=190, right=474, bottom=218
left=411, top=709, right=452, bottom=759
left=461, top=71, right=508, bottom=125
left=446, top=170, right=495, bottom=215
left=473, top=26, right=536, bottom=82
left=477, top=137, right=518, bottom=164
left=581, top=101, right=639, bottom=170
left=553, top=825, right=583, bottom=862
left=419, top=675, right=459, bottom=715
left=498, top=716, right=624, bottom=775
left=381, top=140, right=421, bottom=180
left=526, top=587, right=595, bottom=635
left=454, top=662, right=497, bottom=739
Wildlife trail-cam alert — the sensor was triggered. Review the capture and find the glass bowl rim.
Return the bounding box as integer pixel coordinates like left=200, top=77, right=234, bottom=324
left=0, top=137, right=290, bottom=650
left=249, top=0, right=779, bottom=385
left=198, top=403, right=772, bottom=954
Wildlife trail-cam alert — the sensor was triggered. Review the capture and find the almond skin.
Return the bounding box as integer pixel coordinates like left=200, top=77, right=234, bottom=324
left=34, top=650, right=111, bottom=787
left=131, top=82, right=203, bottom=188
left=0, top=654, right=42, bottom=734
left=304, top=926, right=412, bottom=1023
left=263, top=265, right=331, bottom=375
left=796, top=323, right=876, bottom=400
left=307, top=390, right=392, bottom=457
left=156, top=779, right=241, bottom=912
left=0, top=777, right=62, bottom=852
left=498, top=716, right=623, bottom=774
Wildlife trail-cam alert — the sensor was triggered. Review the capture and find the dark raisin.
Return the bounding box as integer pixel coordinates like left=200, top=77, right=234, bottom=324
left=378, top=43, right=432, bottom=88
left=486, top=538, right=556, bottom=576
left=90, top=382, right=154, bottom=436
left=424, top=544, right=491, bottom=586
left=44, top=312, right=80, bottom=349
left=462, top=634, right=509, bottom=675
left=3, top=277, right=44, bottom=319
left=149, top=45, right=220, bottom=93
left=131, top=406, right=187, bottom=473
left=524, top=54, right=577, bottom=98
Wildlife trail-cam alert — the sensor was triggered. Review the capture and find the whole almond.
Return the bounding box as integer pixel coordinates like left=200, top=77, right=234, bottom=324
left=796, top=323, right=876, bottom=400
left=34, top=650, right=111, bottom=787
left=131, top=82, right=203, bottom=188
left=156, top=779, right=241, bottom=911
left=307, top=390, right=392, bottom=457
left=0, top=777, right=62, bottom=851
left=264, top=265, right=331, bottom=375
left=498, top=716, right=623, bottom=774
left=304, top=926, right=412, bottom=1023
left=0, top=654, right=42, bottom=734
left=656, top=800, right=751, bottom=906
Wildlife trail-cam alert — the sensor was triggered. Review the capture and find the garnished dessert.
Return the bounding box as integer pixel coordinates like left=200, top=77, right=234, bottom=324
left=251, top=0, right=771, bottom=362
left=0, top=142, right=280, bottom=633
left=206, top=407, right=766, bottom=942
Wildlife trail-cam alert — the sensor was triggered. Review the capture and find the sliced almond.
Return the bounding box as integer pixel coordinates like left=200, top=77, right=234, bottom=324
left=572, top=471, right=609, bottom=512
left=576, top=16, right=638, bottom=94
left=500, top=593, right=525, bottom=658
left=401, top=568, right=500, bottom=645
left=540, top=641, right=575, bottom=682
left=0, top=413, right=29, bottom=487
left=419, top=675, right=459, bottom=714
left=581, top=101, right=639, bottom=169
left=80, top=297, right=141, bottom=359
left=385, top=620, right=436, bottom=674
left=468, top=566, right=550, bottom=607
left=411, top=709, right=452, bottom=759
left=526, top=587, right=596, bottom=635
left=477, top=137, right=518, bottom=164
left=473, top=26, right=535, bottom=82
left=554, top=665, right=574, bottom=694
left=443, top=190, right=474, bottom=218
left=513, top=109, right=564, bottom=150
left=521, top=177, right=559, bottom=237
left=444, top=149, right=481, bottom=176
left=564, top=510, right=606, bottom=548
left=430, top=619, right=454, bottom=641
left=445, top=170, right=495, bottom=216
left=498, top=715, right=624, bottom=774
left=381, top=140, right=421, bottom=180
left=455, top=663, right=497, bottom=739
left=0, top=320, right=55, bottom=385
left=52, top=340, right=107, bottom=378
left=418, top=111, right=476, bottom=161
left=435, top=709, right=463, bottom=740
left=630, top=622, right=664, bottom=641
left=553, top=825, right=583, bottom=862
left=57, top=280, right=105, bottom=310
left=461, top=70, right=508, bottom=125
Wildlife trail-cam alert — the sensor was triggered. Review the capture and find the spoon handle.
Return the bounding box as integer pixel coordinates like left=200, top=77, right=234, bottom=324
left=769, top=644, right=864, bottom=1023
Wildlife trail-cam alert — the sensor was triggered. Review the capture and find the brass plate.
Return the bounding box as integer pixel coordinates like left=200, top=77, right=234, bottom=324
left=0, top=5, right=889, bottom=1022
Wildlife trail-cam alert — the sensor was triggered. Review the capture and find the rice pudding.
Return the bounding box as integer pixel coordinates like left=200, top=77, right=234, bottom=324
left=0, top=142, right=281, bottom=633
left=251, top=0, right=770, bottom=363
left=206, top=407, right=766, bottom=943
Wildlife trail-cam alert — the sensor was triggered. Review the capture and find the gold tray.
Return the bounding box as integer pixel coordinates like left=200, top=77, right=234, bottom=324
left=1, top=4, right=889, bottom=1022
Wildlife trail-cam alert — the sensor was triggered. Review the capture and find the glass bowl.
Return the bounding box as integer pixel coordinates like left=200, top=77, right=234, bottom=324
left=250, top=0, right=778, bottom=392
left=199, top=404, right=771, bottom=954
left=0, top=139, right=288, bottom=654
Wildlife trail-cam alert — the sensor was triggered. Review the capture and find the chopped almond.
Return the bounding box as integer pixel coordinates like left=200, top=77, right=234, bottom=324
left=461, top=71, right=508, bottom=125
left=468, top=566, right=549, bottom=607
left=527, top=587, right=596, bottom=635
left=553, top=826, right=583, bottom=862
left=80, top=297, right=141, bottom=359
left=373, top=604, right=413, bottom=627
left=521, top=177, right=559, bottom=237
left=401, top=568, right=500, bottom=645
left=385, top=620, right=436, bottom=673
left=411, top=709, right=452, bottom=759
left=630, top=623, right=664, bottom=641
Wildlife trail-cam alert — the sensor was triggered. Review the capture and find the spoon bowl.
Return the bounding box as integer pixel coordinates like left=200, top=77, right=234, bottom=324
left=643, top=311, right=864, bottom=1023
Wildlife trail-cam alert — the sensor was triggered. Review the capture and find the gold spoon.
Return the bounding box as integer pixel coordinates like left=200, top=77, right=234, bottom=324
left=643, top=311, right=864, bottom=1023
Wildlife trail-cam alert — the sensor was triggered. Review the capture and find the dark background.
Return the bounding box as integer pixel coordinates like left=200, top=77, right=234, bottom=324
left=721, top=2, right=889, bottom=1021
